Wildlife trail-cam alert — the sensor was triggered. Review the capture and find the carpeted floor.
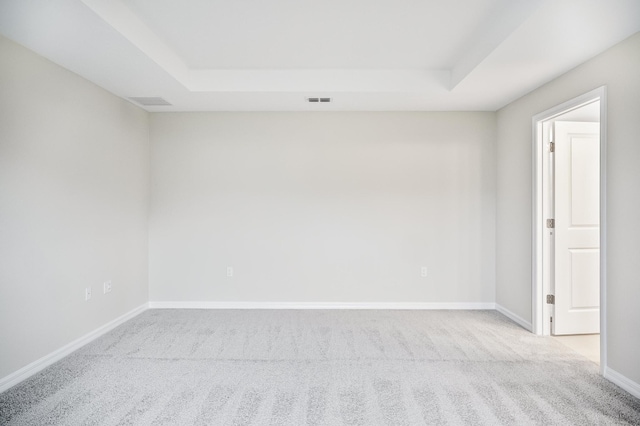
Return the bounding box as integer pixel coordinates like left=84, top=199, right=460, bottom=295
left=1, top=309, right=639, bottom=425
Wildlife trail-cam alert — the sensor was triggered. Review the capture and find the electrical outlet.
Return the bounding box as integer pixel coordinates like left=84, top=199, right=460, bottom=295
left=85, top=287, right=92, bottom=301
left=103, top=280, right=112, bottom=294
left=421, top=267, right=428, bottom=277
left=226, top=266, right=233, bottom=277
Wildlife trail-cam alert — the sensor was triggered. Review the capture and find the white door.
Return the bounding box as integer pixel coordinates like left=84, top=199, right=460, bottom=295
left=553, top=121, right=600, bottom=335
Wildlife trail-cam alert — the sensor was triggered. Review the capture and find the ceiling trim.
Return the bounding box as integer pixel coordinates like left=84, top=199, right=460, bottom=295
left=189, top=69, right=451, bottom=93
left=82, top=0, right=189, bottom=88
left=449, top=0, right=544, bottom=90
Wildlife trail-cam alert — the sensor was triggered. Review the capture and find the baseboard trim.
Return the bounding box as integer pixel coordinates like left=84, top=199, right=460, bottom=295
left=495, top=303, right=533, bottom=331
left=149, top=301, right=496, bottom=310
left=0, top=303, right=148, bottom=394
left=604, top=367, right=640, bottom=399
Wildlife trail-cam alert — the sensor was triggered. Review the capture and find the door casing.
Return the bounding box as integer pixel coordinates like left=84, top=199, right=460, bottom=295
left=531, top=86, right=607, bottom=374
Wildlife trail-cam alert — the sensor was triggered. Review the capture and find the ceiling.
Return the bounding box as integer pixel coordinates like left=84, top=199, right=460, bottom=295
left=0, top=0, right=639, bottom=112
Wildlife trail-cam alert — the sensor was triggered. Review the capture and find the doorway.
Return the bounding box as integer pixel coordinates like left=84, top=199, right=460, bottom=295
left=532, top=87, right=607, bottom=371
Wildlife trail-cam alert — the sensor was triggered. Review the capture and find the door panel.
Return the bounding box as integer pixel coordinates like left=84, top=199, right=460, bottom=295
left=569, top=249, right=600, bottom=308
left=570, top=136, right=600, bottom=225
left=553, top=121, right=600, bottom=335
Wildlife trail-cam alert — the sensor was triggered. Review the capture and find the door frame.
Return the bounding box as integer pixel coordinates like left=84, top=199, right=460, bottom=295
left=531, top=86, right=607, bottom=372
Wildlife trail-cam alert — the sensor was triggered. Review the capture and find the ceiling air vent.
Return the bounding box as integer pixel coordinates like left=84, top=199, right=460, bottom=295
left=128, top=97, right=172, bottom=106
left=307, top=97, right=331, bottom=103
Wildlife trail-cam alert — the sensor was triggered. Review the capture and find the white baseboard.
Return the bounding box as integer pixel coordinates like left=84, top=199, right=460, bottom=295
left=495, top=303, right=533, bottom=331
left=149, top=301, right=496, bottom=310
left=0, top=303, right=148, bottom=394
left=604, top=366, right=640, bottom=399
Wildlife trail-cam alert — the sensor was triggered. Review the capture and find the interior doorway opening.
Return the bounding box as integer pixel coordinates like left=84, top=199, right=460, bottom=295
left=532, top=87, right=607, bottom=372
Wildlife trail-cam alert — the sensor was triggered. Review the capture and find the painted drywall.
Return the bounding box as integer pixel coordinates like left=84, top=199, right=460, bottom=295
left=0, top=36, right=150, bottom=379
left=496, top=32, right=640, bottom=383
left=149, top=112, right=496, bottom=304
left=550, top=101, right=600, bottom=123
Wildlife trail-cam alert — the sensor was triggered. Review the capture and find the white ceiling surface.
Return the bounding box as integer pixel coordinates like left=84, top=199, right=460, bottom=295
left=0, top=0, right=639, bottom=112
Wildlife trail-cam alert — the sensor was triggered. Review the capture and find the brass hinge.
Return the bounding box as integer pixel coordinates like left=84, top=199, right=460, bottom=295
left=549, top=142, right=555, bottom=153
left=546, top=219, right=555, bottom=229
left=547, top=294, right=555, bottom=304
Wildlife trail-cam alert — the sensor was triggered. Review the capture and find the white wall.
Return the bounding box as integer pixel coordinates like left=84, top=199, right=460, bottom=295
left=149, top=112, right=496, bottom=304
left=0, top=36, right=150, bottom=379
left=496, top=32, right=640, bottom=383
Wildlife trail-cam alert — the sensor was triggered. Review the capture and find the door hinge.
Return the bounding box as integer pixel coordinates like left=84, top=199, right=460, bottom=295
left=546, top=219, right=555, bottom=229
left=547, top=294, right=555, bottom=304
left=549, top=142, right=555, bottom=153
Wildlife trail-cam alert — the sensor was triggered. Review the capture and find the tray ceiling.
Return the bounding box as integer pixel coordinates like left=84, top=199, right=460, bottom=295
left=1, top=0, right=639, bottom=111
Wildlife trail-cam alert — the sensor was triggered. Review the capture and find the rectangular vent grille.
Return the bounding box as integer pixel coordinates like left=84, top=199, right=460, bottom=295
left=307, top=97, right=331, bottom=103
left=129, top=97, right=172, bottom=106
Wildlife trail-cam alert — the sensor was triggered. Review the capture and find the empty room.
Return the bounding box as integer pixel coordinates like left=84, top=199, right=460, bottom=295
left=1, top=0, right=640, bottom=424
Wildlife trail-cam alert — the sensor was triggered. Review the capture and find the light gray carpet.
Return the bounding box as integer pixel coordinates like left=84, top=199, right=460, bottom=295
left=1, top=309, right=639, bottom=425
